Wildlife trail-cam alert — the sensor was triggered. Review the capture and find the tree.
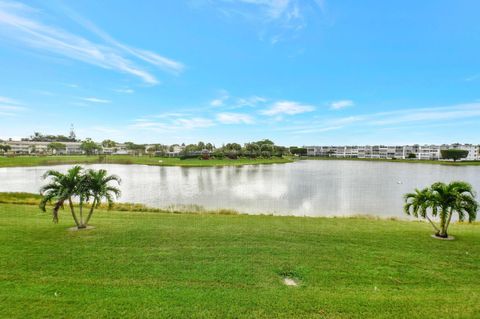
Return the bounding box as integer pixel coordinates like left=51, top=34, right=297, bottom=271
left=125, top=142, right=145, bottom=155
left=441, top=149, right=469, bottom=162
left=39, top=166, right=121, bottom=229
left=39, top=166, right=84, bottom=227
left=255, top=139, right=274, bottom=146
left=47, top=142, right=66, bottom=155
left=407, top=153, right=416, bottom=159
left=102, top=139, right=117, bottom=148
left=260, top=144, right=273, bottom=157
left=290, top=147, right=307, bottom=156
left=404, top=181, right=478, bottom=238
left=244, top=143, right=260, bottom=158
left=83, top=169, right=121, bottom=226
left=0, top=144, right=11, bottom=154
left=81, top=138, right=100, bottom=155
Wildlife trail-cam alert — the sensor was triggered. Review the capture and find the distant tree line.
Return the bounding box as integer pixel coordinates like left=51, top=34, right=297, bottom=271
left=177, top=139, right=291, bottom=160
left=22, top=132, right=78, bottom=142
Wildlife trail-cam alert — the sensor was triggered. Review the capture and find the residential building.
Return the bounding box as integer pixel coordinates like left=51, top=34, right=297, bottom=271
left=306, top=144, right=480, bottom=161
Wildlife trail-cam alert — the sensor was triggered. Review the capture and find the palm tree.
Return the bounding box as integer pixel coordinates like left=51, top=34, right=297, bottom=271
left=404, top=187, right=441, bottom=234
left=83, top=169, right=121, bottom=226
left=404, top=181, right=478, bottom=238
left=39, top=166, right=83, bottom=227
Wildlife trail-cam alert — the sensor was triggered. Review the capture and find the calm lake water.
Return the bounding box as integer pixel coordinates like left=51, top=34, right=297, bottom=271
left=1, top=160, right=479, bottom=217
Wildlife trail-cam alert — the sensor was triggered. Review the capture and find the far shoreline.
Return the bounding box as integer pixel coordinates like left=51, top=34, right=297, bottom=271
left=0, top=154, right=293, bottom=168
left=1, top=154, right=480, bottom=168
left=297, top=156, right=480, bottom=166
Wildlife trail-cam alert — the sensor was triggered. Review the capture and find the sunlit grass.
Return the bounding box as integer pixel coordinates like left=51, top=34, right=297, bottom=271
left=1, top=203, right=479, bottom=318
left=0, top=155, right=293, bottom=168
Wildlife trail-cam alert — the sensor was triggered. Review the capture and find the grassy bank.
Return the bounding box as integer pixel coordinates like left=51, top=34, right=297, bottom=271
left=299, top=156, right=480, bottom=166
left=0, top=155, right=293, bottom=168
left=1, top=203, right=479, bottom=318
left=0, top=192, right=239, bottom=215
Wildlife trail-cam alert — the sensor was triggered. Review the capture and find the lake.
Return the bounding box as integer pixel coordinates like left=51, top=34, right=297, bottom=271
left=1, top=160, right=479, bottom=217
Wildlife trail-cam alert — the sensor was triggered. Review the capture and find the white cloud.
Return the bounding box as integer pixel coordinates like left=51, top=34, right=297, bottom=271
left=0, top=1, right=184, bottom=84
left=210, top=90, right=230, bottom=107
left=175, top=117, right=215, bottom=129
left=217, top=112, right=254, bottom=124
left=210, top=98, right=225, bottom=107
left=369, top=103, right=480, bottom=126
left=237, top=0, right=291, bottom=19
left=0, top=96, right=21, bottom=105
left=0, top=105, right=26, bottom=111
left=114, top=88, right=134, bottom=94
left=281, top=102, right=480, bottom=134
left=200, top=0, right=325, bottom=43
left=131, top=116, right=215, bottom=132
left=464, top=74, right=480, bottom=82
left=0, top=95, right=27, bottom=116
left=235, top=96, right=267, bottom=107
left=330, top=100, right=354, bottom=110
left=261, top=100, right=315, bottom=116
left=81, top=97, right=111, bottom=104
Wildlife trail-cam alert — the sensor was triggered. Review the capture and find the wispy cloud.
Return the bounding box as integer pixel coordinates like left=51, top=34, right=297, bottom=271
left=0, top=96, right=21, bottom=105
left=235, top=96, right=267, bottom=107
left=330, top=99, right=354, bottom=110
left=464, top=73, right=480, bottom=82
left=217, top=112, right=254, bottom=124
left=369, top=103, right=480, bottom=126
left=81, top=97, right=111, bottom=104
left=0, top=95, right=27, bottom=116
left=114, top=88, right=134, bottom=94
left=131, top=117, right=215, bottom=132
left=176, top=117, right=215, bottom=129
left=0, top=1, right=184, bottom=84
left=285, top=102, right=480, bottom=134
left=211, top=98, right=227, bottom=107
left=210, top=90, right=230, bottom=107
left=197, top=0, right=325, bottom=43
left=261, top=100, right=315, bottom=116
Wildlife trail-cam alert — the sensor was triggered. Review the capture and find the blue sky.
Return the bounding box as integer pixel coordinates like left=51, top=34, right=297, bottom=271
left=0, top=0, right=479, bottom=145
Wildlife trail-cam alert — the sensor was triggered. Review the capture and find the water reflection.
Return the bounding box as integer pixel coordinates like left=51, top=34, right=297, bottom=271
left=0, top=160, right=479, bottom=217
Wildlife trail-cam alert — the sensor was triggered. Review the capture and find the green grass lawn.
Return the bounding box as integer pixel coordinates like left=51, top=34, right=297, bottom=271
left=1, top=204, right=479, bottom=318
left=0, top=155, right=293, bottom=168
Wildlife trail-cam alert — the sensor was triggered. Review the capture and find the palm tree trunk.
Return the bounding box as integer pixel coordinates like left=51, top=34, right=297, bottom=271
left=425, top=215, right=440, bottom=233
left=444, top=208, right=454, bottom=237
left=439, top=208, right=448, bottom=237
left=78, top=198, right=86, bottom=228
left=68, top=198, right=80, bottom=228
left=85, top=199, right=96, bottom=225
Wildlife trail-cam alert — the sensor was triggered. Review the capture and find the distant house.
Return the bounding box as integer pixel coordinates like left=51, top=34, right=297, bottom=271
left=166, top=145, right=184, bottom=157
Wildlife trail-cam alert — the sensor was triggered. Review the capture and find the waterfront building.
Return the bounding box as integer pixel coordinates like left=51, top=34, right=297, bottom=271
left=306, top=144, right=480, bottom=161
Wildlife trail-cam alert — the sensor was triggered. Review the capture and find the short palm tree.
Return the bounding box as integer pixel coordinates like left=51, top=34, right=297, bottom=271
left=404, top=181, right=478, bottom=238
left=39, top=166, right=83, bottom=227
left=83, top=169, right=121, bottom=226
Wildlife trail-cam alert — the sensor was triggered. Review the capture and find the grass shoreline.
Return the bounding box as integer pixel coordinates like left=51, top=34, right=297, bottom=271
left=0, top=154, right=293, bottom=168
left=1, top=202, right=479, bottom=318
left=0, top=192, right=409, bottom=220
left=1, top=154, right=480, bottom=168
left=298, top=156, right=480, bottom=166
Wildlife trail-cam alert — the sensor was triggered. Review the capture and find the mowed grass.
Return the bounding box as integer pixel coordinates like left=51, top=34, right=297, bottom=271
left=299, top=156, right=480, bottom=166
left=0, top=155, right=293, bottom=168
left=1, top=204, right=479, bottom=318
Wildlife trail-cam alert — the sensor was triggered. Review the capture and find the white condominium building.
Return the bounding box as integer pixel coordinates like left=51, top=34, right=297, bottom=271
left=3, top=140, right=83, bottom=155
